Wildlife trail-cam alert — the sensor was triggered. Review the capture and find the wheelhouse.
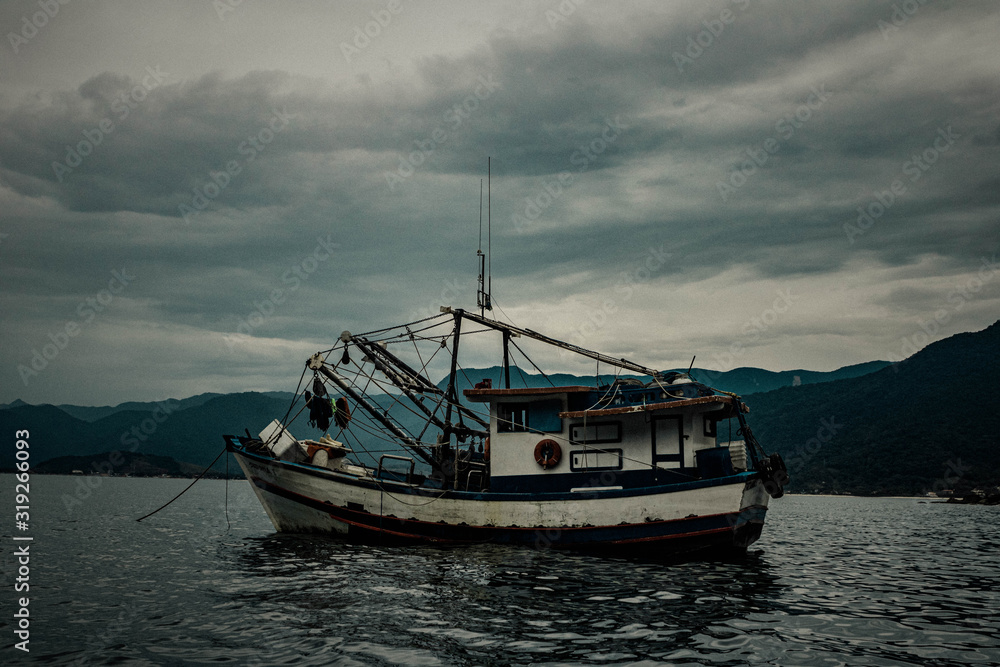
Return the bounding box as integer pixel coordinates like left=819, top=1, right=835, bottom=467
left=464, top=381, right=746, bottom=493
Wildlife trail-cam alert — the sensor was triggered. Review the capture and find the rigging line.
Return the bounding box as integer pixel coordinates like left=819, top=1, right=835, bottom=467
left=328, top=361, right=419, bottom=444
left=583, top=381, right=621, bottom=412
left=500, top=342, right=529, bottom=387
left=351, top=372, right=452, bottom=437
left=350, top=409, right=429, bottom=450
left=366, top=319, right=455, bottom=344
left=508, top=338, right=554, bottom=386
left=281, top=401, right=310, bottom=433
left=265, top=366, right=311, bottom=448
left=316, top=341, right=344, bottom=356
left=343, top=370, right=429, bottom=444
left=409, top=328, right=427, bottom=379
left=355, top=312, right=452, bottom=339
left=452, top=357, right=479, bottom=400
left=280, top=365, right=309, bottom=426
left=490, top=296, right=517, bottom=328
left=135, top=446, right=228, bottom=522
left=418, top=396, right=449, bottom=443
left=649, top=374, right=685, bottom=400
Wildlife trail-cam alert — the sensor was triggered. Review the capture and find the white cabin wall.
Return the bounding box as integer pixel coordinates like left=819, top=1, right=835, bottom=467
left=684, top=405, right=729, bottom=467
left=489, top=396, right=570, bottom=478
left=488, top=396, right=732, bottom=479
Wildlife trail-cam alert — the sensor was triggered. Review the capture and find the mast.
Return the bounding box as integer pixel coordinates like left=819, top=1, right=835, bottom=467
left=441, top=311, right=464, bottom=443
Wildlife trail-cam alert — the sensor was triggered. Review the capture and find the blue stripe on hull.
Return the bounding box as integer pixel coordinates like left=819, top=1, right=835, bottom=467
left=252, top=476, right=766, bottom=553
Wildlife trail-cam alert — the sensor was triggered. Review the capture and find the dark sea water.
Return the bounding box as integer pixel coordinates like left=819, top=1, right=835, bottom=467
left=2, top=475, right=999, bottom=666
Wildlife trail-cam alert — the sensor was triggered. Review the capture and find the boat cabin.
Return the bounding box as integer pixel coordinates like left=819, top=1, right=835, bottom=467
left=464, top=380, right=743, bottom=493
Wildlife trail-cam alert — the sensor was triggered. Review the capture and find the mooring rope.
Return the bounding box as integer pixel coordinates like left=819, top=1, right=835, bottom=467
left=135, top=445, right=228, bottom=522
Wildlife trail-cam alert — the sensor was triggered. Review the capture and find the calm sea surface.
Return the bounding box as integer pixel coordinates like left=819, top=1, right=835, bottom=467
left=1, top=475, right=998, bottom=666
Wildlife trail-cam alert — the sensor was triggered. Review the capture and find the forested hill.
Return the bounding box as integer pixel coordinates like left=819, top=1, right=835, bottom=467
left=743, top=321, right=1000, bottom=496
left=2, top=323, right=996, bottom=496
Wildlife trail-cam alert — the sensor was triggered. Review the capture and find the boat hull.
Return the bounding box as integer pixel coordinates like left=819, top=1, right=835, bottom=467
left=231, top=447, right=770, bottom=555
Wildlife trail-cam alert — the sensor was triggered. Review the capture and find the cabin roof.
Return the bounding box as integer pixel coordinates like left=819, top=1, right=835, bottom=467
left=463, top=386, right=595, bottom=402
left=558, top=394, right=741, bottom=418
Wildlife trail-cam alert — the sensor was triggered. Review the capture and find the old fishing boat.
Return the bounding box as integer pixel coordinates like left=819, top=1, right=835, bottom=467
left=224, top=305, right=788, bottom=555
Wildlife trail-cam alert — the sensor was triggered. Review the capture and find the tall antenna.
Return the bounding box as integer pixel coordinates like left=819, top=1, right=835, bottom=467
left=487, top=156, right=492, bottom=308
left=476, top=158, right=493, bottom=315
left=477, top=178, right=487, bottom=316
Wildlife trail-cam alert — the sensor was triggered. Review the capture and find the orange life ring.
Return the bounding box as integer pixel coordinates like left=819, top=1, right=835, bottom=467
left=534, top=439, right=561, bottom=469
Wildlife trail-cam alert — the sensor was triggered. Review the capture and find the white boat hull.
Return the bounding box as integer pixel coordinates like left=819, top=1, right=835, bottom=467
left=231, top=445, right=770, bottom=554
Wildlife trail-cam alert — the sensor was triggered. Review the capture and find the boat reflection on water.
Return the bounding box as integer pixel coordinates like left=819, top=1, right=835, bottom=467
left=226, top=532, right=785, bottom=664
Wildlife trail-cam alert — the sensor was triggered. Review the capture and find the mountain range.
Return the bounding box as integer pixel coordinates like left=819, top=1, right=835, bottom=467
left=2, top=322, right=997, bottom=495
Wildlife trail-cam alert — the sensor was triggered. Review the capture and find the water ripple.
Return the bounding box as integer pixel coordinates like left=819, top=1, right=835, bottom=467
left=4, top=477, right=999, bottom=665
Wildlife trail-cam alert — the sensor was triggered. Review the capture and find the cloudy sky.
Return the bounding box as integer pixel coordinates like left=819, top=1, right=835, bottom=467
left=1, top=0, right=998, bottom=406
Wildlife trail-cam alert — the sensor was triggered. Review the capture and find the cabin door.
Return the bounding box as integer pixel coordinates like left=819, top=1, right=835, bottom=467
left=651, top=415, right=683, bottom=469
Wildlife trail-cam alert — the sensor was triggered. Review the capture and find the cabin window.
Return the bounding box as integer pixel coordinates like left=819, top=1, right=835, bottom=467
left=570, top=422, right=622, bottom=444
left=703, top=416, right=717, bottom=438
left=498, top=404, right=528, bottom=432
left=570, top=448, right=623, bottom=471
left=497, top=399, right=563, bottom=433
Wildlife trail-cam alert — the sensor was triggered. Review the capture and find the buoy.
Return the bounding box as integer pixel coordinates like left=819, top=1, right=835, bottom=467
left=533, top=439, right=561, bottom=469
left=335, top=397, right=351, bottom=428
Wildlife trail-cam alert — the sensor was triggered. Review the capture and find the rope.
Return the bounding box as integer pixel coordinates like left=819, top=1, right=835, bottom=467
left=508, top=338, right=554, bottom=386
left=224, top=450, right=231, bottom=531
left=135, top=446, right=228, bottom=522
left=355, top=312, right=451, bottom=339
